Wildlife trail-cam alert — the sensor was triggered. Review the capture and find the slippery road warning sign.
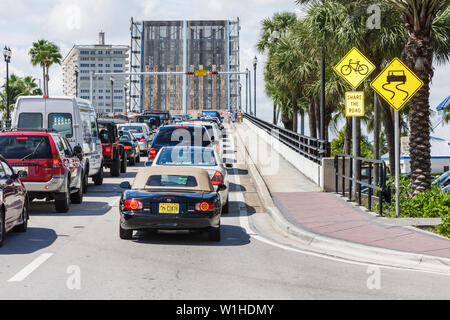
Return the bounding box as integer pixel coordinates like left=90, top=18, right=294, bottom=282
left=334, top=47, right=376, bottom=89
left=345, top=91, right=365, bottom=117
left=370, top=57, right=424, bottom=111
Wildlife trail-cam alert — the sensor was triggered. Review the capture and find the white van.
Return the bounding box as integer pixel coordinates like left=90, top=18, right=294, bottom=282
left=11, top=96, right=104, bottom=189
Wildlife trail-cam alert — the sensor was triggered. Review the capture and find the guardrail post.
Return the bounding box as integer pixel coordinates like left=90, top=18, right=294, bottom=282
left=368, top=162, right=372, bottom=211
left=334, top=155, right=338, bottom=194
left=358, top=158, right=362, bottom=206
left=342, top=155, right=346, bottom=198
left=349, top=156, right=353, bottom=201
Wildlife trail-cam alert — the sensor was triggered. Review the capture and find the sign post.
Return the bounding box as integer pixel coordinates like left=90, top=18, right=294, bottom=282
left=371, top=57, right=424, bottom=217
left=334, top=47, right=375, bottom=196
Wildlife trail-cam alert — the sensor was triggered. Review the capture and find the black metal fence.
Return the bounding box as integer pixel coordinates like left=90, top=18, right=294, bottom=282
left=244, top=113, right=329, bottom=164
left=334, top=154, right=388, bottom=216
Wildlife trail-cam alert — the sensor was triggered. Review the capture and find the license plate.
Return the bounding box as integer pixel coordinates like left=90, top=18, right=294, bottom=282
left=159, top=203, right=179, bottom=214
left=13, top=166, right=28, bottom=174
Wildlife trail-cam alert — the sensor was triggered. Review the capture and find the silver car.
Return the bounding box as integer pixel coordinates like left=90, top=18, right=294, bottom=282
left=151, top=146, right=230, bottom=213
left=117, top=123, right=151, bottom=156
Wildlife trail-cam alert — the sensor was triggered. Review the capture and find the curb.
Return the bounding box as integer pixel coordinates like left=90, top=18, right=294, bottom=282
left=233, top=123, right=450, bottom=275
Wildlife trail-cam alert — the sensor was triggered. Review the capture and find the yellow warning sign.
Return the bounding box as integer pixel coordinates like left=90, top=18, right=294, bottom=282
left=194, top=70, right=207, bottom=77
left=334, top=47, right=376, bottom=89
left=345, top=91, right=365, bottom=117
left=370, top=58, right=424, bottom=111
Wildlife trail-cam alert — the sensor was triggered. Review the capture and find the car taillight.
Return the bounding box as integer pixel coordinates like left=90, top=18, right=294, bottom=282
left=52, top=153, right=61, bottom=168
left=105, top=146, right=112, bottom=156
left=124, top=199, right=144, bottom=211
left=216, top=143, right=220, bottom=154
left=140, top=136, right=146, bottom=142
left=124, top=146, right=132, bottom=150
left=211, top=171, right=224, bottom=186
left=195, top=201, right=215, bottom=212
left=149, top=148, right=157, bottom=160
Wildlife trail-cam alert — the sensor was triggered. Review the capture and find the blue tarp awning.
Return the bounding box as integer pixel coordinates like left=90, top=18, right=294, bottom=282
left=436, top=95, right=450, bottom=111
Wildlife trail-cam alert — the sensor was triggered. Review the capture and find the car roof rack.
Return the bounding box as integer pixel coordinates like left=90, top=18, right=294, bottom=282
left=1, top=128, right=57, bottom=133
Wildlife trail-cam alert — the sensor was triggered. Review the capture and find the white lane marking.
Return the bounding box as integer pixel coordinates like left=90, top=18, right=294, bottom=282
left=8, top=253, right=54, bottom=282
left=228, top=124, right=450, bottom=276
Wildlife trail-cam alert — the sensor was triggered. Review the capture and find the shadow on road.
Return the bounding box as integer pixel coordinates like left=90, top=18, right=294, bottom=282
left=0, top=228, right=57, bottom=255
left=131, top=224, right=250, bottom=247
left=29, top=200, right=111, bottom=217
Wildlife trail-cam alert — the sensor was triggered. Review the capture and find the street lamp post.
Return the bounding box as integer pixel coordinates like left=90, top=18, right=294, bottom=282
left=271, top=28, right=280, bottom=125
left=253, top=56, right=257, bottom=117
left=3, top=46, right=12, bottom=125
left=74, top=66, right=79, bottom=98
left=245, top=68, right=249, bottom=114
left=124, top=86, right=128, bottom=114
left=110, top=76, right=115, bottom=117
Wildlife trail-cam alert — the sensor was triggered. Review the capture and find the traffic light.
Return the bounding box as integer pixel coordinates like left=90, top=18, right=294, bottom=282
left=185, top=72, right=194, bottom=75
left=209, top=71, right=219, bottom=75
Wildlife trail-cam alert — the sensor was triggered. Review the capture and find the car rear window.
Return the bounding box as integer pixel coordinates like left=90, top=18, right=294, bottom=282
left=120, top=126, right=143, bottom=133
left=0, top=135, right=52, bottom=159
left=154, top=127, right=210, bottom=147
left=18, top=113, right=43, bottom=129
left=48, top=113, right=73, bottom=138
left=156, top=148, right=217, bottom=166
left=146, top=175, right=198, bottom=188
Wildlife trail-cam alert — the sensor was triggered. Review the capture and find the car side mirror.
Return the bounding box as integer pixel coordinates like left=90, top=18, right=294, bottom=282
left=119, top=181, right=132, bottom=189
left=73, top=145, right=83, bottom=160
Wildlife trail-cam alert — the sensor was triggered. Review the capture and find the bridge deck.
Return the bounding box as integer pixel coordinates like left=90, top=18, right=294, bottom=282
left=234, top=121, right=450, bottom=259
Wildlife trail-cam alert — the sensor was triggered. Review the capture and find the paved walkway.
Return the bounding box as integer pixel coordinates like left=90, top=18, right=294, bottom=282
left=235, top=122, right=450, bottom=259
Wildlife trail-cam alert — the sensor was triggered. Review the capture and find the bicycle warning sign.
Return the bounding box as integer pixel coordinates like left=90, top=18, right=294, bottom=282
left=370, top=57, right=424, bottom=111
left=334, top=47, right=376, bottom=89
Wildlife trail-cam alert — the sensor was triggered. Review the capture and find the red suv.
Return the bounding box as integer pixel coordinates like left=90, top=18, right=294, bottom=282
left=0, top=130, right=84, bottom=213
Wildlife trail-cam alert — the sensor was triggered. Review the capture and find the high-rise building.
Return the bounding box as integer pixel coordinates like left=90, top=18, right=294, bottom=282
left=130, top=19, right=240, bottom=114
left=63, top=32, right=130, bottom=114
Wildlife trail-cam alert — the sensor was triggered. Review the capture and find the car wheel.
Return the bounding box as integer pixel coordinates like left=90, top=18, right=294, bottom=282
left=14, top=201, right=28, bottom=233
left=208, top=225, right=221, bottom=242
left=119, top=225, right=133, bottom=240
left=129, top=154, right=136, bottom=166
left=55, top=180, right=71, bottom=213
left=82, top=169, right=89, bottom=194
left=136, top=154, right=140, bottom=163
left=111, top=155, right=121, bottom=177
left=222, top=195, right=229, bottom=215
left=71, top=183, right=83, bottom=204
left=121, top=155, right=127, bottom=173
left=0, top=209, right=5, bottom=247
left=93, top=166, right=104, bottom=186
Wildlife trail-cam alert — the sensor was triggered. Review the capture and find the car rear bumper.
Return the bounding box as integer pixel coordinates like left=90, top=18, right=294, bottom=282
left=120, top=212, right=220, bottom=230
left=23, top=176, right=65, bottom=192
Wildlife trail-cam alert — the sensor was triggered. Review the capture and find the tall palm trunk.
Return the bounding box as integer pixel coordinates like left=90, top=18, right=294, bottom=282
left=42, top=67, right=47, bottom=96
left=308, top=99, right=317, bottom=139
left=281, top=113, right=293, bottom=131
left=402, top=31, right=433, bottom=194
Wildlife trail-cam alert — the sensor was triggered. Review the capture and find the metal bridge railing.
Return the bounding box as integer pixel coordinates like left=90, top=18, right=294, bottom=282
left=244, top=113, right=329, bottom=164
left=334, top=154, right=389, bottom=216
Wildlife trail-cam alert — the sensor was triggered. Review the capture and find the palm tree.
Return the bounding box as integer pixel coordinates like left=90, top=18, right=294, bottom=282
left=386, top=0, right=450, bottom=194
left=29, top=40, right=62, bottom=96
left=0, top=75, right=42, bottom=119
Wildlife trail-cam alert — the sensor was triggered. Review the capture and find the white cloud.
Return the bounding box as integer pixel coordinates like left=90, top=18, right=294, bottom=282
left=0, top=0, right=448, bottom=125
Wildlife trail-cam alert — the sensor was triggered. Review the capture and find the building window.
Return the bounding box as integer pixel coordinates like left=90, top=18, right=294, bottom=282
left=113, top=64, right=123, bottom=68
left=80, top=64, right=89, bottom=67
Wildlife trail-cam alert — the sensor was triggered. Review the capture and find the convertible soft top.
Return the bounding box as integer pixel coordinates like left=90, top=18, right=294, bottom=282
left=132, top=166, right=214, bottom=192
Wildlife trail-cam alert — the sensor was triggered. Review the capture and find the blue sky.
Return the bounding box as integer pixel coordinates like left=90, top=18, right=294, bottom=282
left=0, top=0, right=448, bottom=125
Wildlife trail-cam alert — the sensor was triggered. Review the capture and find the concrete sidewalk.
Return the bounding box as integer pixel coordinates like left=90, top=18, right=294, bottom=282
left=233, top=122, right=450, bottom=260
